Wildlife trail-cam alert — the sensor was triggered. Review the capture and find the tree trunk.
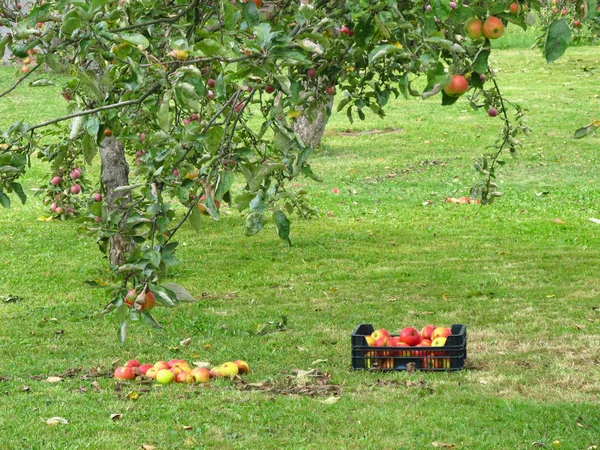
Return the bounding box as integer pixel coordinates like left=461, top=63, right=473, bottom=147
left=292, top=94, right=334, bottom=148
left=99, top=136, right=133, bottom=266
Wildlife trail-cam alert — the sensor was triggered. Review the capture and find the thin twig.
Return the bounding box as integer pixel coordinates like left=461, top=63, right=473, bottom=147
left=26, top=86, right=160, bottom=132
left=0, top=64, right=42, bottom=100
left=112, top=0, right=198, bottom=33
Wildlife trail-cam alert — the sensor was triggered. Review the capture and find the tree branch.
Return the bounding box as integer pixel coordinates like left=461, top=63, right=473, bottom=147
left=112, top=0, right=199, bottom=33
left=26, top=86, right=160, bottom=132
left=0, top=64, right=42, bottom=100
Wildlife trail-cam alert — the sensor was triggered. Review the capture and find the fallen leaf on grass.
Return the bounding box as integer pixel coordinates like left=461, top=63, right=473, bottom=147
left=192, top=361, right=211, bottom=369
left=91, top=381, right=103, bottom=392
left=588, top=218, right=600, bottom=225
left=554, top=219, right=565, bottom=224
left=46, top=417, right=68, bottom=425
left=320, top=396, right=340, bottom=405
left=110, top=413, right=122, bottom=420
left=182, top=425, right=193, bottom=431
left=311, top=359, right=328, bottom=365
left=126, top=391, right=140, bottom=400
left=445, top=196, right=480, bottom=205
left=45, top=377, right=63, bottom=383
left=432, top=442, right=457, bottom=448
left=179, top=338, right=192, bottom=347
left=531, top=442, right=545, bottom=447
left=22, top=386, right=30, bottom=392
left=142, top=445, right=156, bottom=450
left=575, top=324, right=586, bottom=330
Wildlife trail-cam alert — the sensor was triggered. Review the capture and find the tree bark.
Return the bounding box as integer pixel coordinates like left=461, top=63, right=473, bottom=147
left=99, top=136, right=133, bottom=266
left=292, top=94, right=334, bottom=148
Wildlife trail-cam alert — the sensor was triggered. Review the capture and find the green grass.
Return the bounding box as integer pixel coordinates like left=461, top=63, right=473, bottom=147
left=1, top=47, right=600, bottom=449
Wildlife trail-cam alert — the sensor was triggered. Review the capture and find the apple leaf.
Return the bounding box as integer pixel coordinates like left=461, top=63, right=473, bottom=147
left=188, top=202, right=202, bottom=233
left=472, top=49, right=490, bottom=74
left=118, top=321, right=127, bottom=344
left=215, top=171, right=235, bottom=202
left=273, top=209, right=291, bottom=247
left=441, top=91, right=459, bottom=106
left=141, top=311, right=163, bottom=329
left=120, top=33, right=150, bottom=49
left=545, top=20, right=571, bottom=63
left=574, top=120, right=600, bottom=139
left=163, top=282, right=197, bottom=302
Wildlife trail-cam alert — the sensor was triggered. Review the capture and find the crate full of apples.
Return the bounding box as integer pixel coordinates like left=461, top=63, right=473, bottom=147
left=351, top=324, right=467, bottom=371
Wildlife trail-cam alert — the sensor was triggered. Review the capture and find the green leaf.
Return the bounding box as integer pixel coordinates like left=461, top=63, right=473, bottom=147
left=163, top=282, right=197, bottom=302
left=274, top=74, right=292, bottom=95
left=70, top=115, right=85, bottom=140
left=82, top=134, right=97, bottom=165
left=574, top=121, right=600, bottom=139
left=245, top=212, right=267, bottom=236
left=472, top=48, right=490, bottom=74
left=215, top=171, right=235, bottom=202
left=158, top=91, right=172, bottom=132
left=0, top=191, right=10, bottom=208
left=585, top=0, right=596, bottom=19
left=368, top=44, right=404, bottom=64
left=243, top=1, right=260, bottom=27
left=273, top=209, right=291, bottom=246
left=118, top=321, right=127, bottom=343
left=120, top=33, right=150, bottom=49
left=188, top=203, right=202, bottom=233
left=141, top=311, right=163, bottom=329
left=545, top=20, right=571, bottom=63
left=115, top=303, right=129, bottom=322
left=10, top=182, right=26, bottom=205
left=86, top=116, right=100, bottom=137
left=43, top=53, right=68, bottom=72
left=432, top=0, right=451, bottom=20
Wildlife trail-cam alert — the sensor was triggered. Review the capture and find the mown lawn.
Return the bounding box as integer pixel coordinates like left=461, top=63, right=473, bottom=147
left=0, top=45, right=599, bottom=449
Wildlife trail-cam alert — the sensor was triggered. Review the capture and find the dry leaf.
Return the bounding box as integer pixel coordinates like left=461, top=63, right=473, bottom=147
left=142, top=445, right=156, bottom=450
left=531, top=443, right=545, bottom=447
left=46, top=417, right=68, bottom=426
left=126, top=391, right=140, bottom=400
left=45, top=377, right=64, bottom=383
left=22, top=386, right=30, bottom=392
left=575, top=324, right=586, bottom=330
left=554, top=219, right=565, bottom=224
left=422, top=200, right=433, bottom=206
left=311, top=359, right=328, bottom=365
left=479, top=380, right=488, bottom=385
left=180, top=338, right=192, bottom=347
left=182, top=425, right=193, bottom=431
left=587, top=446, right=597, bottom=450
left=588, top=218, right=600, bottom=224
left=432, top=442, right=456, bottom=448
left=406, top=362, right=416, bottom=375
left=192, top=361, right=211, bottom=369
left=319, top=396, right=340, bottom=404
left=110, top=413, right=123, bottom=420
left=91, top=381, right=103, bottom=392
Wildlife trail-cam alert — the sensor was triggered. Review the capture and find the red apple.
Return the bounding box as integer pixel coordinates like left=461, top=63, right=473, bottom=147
left=443, top=75, right=469, bottom=97
left=70, top=184, right=81, bottom=195
left=191, top=367, right=211, bottom=383
left=167, top=359, right=187, bottom=368
left=207, top=78, right=216, bottom=88
left=399, top=327, right=422, bottom=346
left=209, top=367, right=224, bottom=379
left=124, top=359, right=140, bottom=368
left=233, top=360, right=250, bottom=374
left=306, top=68, right=317, bottom=78
left=70, top=169, right=81, bottom=180
left=371, top=328, right=391, bottom=341
left=482, top=16, right=504, bottom=39
left=420, top=339, right=432, bottom=346
left=420, top=325, right=436, bottom=340
left=154, top=361, right=170, bottom=370
left=464, top=18, right=483, bottom=40
left=431, top=327, right=452, bottom=341
left=265, top=85, right=276, bottom=93
left=137, top=364, right=153, bottom=375
left=92, top=193, right=102, bottom=202
left=509, top=2, right=519, bottom=14
left=176, top=372, right=195, bottom=383
left=51, top=176, right=61, bottom=186
left=113, top=366, right=135, bottom=381
left=145, top=367, right=159, bottom=379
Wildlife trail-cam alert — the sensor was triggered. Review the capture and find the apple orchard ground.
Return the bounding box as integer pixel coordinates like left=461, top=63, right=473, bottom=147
left=0, top=46, right=599, bottom=449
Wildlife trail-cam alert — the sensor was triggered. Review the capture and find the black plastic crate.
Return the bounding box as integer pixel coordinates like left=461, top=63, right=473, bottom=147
left=351, top=324, right=467, bottom=371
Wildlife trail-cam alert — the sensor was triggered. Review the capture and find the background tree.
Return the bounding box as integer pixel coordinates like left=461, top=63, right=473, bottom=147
left=0, top=0, right=597, bottom=340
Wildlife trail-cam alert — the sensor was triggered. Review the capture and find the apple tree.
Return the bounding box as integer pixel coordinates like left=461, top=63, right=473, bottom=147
left=0, top=0, right=595, bottom=340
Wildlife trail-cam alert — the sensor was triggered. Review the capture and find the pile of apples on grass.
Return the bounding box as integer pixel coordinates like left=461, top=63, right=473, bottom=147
left=364, top=325, right=452, bottom=369
left=113, top=359, right=250, bottom=385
